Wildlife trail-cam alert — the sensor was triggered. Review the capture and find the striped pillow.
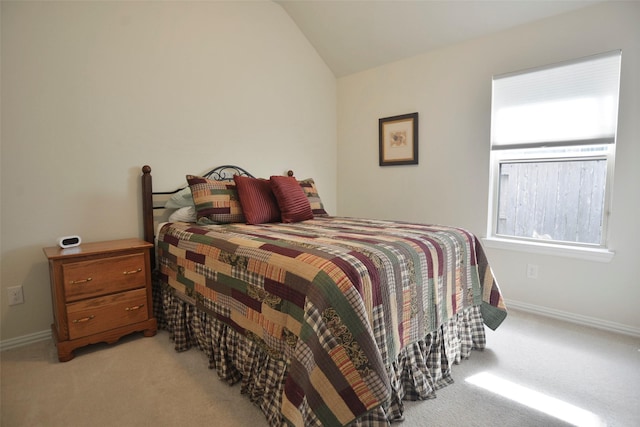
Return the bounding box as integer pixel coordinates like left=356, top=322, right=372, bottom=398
left=234, top=175, right=281, bottom=224
left=270, top=175, right=313, bottom=223
left=186, top=175, right=245, bottom=223
left=298, top=178, right=329, bottom=217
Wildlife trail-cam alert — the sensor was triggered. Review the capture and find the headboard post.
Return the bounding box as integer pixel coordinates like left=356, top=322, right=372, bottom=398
left=142, top=165, right=154, bottom=246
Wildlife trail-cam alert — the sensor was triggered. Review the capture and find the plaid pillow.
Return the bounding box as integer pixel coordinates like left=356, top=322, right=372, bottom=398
left=298, top=178, right=329, bottom=217
left=186, top=175, right=245, bottom=224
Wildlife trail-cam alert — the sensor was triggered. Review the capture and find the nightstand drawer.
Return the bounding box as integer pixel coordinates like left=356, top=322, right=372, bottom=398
left=66, top=288, right=149, bottom=340
left=62, top=253, right=147, bottom=302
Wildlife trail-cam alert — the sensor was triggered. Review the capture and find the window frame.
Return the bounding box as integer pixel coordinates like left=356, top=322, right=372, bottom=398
left=486, top=144, right=615, bottom=261
left=485, top=51, right=620, bottom=262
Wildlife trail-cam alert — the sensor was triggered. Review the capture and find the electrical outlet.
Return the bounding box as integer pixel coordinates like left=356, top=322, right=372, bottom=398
left=7, top=286, right=24, bottom=305
left=526, top=264, right=539, bottom=279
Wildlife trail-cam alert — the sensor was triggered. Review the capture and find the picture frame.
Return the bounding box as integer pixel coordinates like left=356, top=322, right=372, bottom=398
left=379, top=112, right=419, bottom=166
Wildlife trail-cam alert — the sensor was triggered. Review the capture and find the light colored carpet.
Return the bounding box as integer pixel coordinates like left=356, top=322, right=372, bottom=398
left=1, top=310, right=638, bottom=427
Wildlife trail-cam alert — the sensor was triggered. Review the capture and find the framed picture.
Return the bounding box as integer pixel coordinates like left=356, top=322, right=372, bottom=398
left=379, top=112, right=418, bottom=166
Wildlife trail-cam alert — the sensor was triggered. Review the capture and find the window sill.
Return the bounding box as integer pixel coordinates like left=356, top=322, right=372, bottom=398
left=481, top=237, right=614, bottom=263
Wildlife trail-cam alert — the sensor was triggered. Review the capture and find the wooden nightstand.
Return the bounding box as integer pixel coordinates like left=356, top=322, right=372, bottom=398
left=43, top=238, right=157, bottom=362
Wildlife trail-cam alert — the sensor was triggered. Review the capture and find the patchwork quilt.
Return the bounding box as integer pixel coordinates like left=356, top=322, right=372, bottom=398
left=157, top=217, right=506, bottom=426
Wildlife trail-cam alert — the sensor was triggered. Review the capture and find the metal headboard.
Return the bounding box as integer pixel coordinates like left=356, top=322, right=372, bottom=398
left=199, top=164, right=255, bottom=181
left=141, top=164, right=255, bottom=248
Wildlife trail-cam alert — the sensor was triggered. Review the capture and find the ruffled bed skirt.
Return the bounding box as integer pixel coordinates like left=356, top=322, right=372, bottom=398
left=153, top=282, right=487, bottom=427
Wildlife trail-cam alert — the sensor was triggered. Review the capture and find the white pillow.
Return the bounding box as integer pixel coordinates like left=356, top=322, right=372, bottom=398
left=168, top=206, right=197, bottom=223
left=165, top=187, right=193, bottom=209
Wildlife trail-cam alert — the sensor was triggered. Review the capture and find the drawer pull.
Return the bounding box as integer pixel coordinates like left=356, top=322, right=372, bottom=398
left=72, top=315, right=95, bottom=323
left=70, top=278, right=92, bottom=285
left=123, top=268, right=142, bottom=275
left=125, top=304, right=144, bottom=311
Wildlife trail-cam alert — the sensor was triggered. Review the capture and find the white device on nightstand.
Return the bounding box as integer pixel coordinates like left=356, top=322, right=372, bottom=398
left=57, top=235, right=82, bottom=249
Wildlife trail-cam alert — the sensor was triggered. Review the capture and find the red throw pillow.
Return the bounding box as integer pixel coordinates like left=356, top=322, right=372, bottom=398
left=234, top=175, right=281, bottom=225
left=270, top=175, right=314, bottom=223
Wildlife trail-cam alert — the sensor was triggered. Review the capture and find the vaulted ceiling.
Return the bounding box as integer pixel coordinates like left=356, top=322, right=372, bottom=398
left=276, top=0, right=601, bottom=77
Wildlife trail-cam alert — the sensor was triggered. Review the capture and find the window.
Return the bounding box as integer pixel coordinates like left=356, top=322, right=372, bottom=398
left=487, top=51, right=621, bottom=255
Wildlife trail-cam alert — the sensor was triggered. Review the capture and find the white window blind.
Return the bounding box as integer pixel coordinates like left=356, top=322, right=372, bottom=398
left=491, top=50, right=621, bottom=149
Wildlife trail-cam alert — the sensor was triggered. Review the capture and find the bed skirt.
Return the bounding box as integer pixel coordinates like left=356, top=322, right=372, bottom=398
left=153, top=279, right=487, bottom=427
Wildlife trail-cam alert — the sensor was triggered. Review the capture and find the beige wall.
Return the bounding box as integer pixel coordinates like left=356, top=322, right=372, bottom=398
left=337, top=1, right=640, bottom=332
left=0, top=1, right=337, bottom=342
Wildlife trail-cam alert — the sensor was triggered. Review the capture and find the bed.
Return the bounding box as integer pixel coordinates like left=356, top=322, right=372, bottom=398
left=140, top=164, right=507, bottom=427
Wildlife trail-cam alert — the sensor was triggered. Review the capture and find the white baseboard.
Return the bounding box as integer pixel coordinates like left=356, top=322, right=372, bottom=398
left=506, top=299, right=640, bottom=338
left=0, top=329, right=52, bottom=352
